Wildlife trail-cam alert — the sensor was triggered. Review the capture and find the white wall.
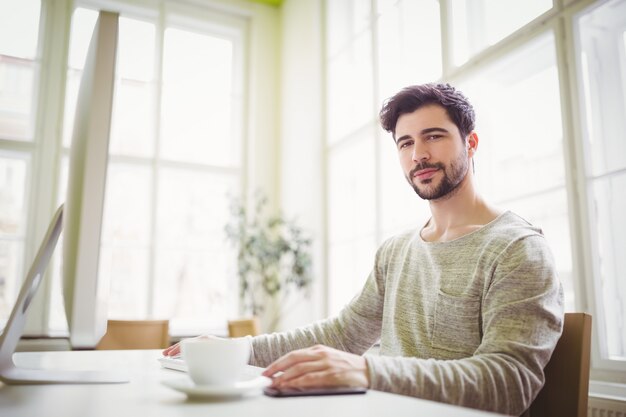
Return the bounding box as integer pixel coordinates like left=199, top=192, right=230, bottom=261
left=276, top=0, right=326, bottom=330
left=210, top=0, right=285, bottom=331
left=240, top=0, right=281, bottom=209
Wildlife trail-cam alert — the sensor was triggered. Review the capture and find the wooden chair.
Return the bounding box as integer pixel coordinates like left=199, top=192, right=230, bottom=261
left=96, top=319, right=170, bottom=350
left=528, top=313, right=592, bottom=417
left=228, top=317, right=260, bottom=338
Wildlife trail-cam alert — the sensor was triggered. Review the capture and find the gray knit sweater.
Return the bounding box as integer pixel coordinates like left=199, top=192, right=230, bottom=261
left=249, top=211, right=564, bottom=415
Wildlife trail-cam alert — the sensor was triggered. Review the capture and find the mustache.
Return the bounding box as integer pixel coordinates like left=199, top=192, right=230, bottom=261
left=409, top=162, right=444, bottom=178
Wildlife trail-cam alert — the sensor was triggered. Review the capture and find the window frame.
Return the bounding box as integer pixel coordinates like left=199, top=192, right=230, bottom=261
left=20, top=0, right=73, bottom=335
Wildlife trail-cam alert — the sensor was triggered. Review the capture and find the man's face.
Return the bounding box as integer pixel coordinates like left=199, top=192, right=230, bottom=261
left=395, top=105, right=470, bottom=201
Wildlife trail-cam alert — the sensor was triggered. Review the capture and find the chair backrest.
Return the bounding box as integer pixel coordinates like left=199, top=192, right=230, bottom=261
left=96, top=319, right=170, bottom=350
left=529, top=313, right=592, bottom=417
left=228, top=318, right=260, bottom=338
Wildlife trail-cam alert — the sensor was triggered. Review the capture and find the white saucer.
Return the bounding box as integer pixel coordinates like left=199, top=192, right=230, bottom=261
left=162, top=375, right=272, bottom=399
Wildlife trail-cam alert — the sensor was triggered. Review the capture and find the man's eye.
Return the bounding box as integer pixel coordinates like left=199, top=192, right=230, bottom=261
left=427, top=135, right=441, bottom=141
left=399, top=141, right=412, bottom=149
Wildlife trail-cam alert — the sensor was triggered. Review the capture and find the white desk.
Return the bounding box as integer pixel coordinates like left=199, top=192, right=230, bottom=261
left=0, top=350, right=504, bottom=417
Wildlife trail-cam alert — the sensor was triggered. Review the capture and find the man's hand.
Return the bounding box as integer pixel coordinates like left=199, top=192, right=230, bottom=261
left=261, top=345, right=370, bottom=389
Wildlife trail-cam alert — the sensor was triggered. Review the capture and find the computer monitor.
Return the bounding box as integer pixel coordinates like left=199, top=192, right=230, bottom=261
left=0, top=10, right=127, bottom=384
left=63, top=9, right=116, bottom=351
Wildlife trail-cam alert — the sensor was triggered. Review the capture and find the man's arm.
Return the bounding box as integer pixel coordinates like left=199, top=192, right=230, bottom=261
left=248, top=240, right=390, bottom=367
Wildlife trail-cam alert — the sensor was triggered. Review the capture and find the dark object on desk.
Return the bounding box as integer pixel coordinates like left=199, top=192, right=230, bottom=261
left=264, top=386, right=367, bottom=397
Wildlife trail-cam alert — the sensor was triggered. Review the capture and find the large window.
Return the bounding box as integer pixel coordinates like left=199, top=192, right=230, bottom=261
left=0, top=0, right=247, bottom=337
left=50, top=5, right=245, bottom=335
left=323, top=0, right=626, bottom=379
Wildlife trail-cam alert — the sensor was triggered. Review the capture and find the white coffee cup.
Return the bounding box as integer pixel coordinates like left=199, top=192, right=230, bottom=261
left=181, top=336, right=251, bottom=386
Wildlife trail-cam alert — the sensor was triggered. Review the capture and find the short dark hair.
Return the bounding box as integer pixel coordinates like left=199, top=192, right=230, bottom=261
left=379, top=83, right=475, bottom=140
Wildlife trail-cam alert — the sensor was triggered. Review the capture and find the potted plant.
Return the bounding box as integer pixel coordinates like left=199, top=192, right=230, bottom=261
left=225, top=192, right=313, bottom=332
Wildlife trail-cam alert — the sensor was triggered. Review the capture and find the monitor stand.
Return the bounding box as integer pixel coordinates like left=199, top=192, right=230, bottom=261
left=0, top=205, right=127, bottom=384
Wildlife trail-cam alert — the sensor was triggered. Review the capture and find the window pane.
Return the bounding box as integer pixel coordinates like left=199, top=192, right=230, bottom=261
left=591, top=173, right=626, bottom=360
left=325, top=0, right=371, bottom=59
left=153, top=168, right=238, bottom=333
left=99, top=164, right=152, bottom=319
left=155, top=168, right=236, bottom=244
left=109, top=79, right=155, bottom=157
left=326, top=31, right=374, bottom=144
left=160, top=28, right=237, bottom=167
left=0, top=0, right=41, bottom=141
left=154, top=245, right=237, bottom=334
left=328, top=132, right=376, bottom=243
left=0, top=57, right=37, bottom=140
left=117, top=17, right=155, bottom=82
left=0, top=0, right=41, bottom=60
left=101, top=164, right=152, bottom=246
left=451, top=0, right=552, bottom=66
left=377, top=0, right=442, bottom=100
left=0, top=154, right=29, bottom=328
left=327, top=132, right=376, bottom=315
left=0, top=154, right=29, bottom=236
left=577, top=0, right=626, bottom=360
left=108, top=17, right=156, bottom=158
left=101, top=246, right=150, bottom=319
left=577, top=0, right=626, bottom=176
left=0, top=241, right=24, bottom=328
left=460, top=33, right=565, bottom=201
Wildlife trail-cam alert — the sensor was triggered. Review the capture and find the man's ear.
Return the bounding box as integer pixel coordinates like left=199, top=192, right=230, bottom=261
left=467, top=132, right=479, bottom=156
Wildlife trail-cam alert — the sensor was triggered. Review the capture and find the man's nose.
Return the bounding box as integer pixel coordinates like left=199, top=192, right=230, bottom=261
left=412, top=145, right=429, bottom=163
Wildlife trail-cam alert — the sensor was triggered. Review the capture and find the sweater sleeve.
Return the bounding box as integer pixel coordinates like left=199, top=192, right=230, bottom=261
left=249, top=242, right=389, bottom=367
left=365, top=235, right=564, bottom=416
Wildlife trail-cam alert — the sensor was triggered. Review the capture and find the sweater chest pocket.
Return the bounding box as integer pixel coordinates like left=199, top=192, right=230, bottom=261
left=431, top=291, right=481, bottom=355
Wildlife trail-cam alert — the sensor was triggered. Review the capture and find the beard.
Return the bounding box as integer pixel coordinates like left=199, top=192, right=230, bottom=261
left=405, top=149, right=469, bottom=201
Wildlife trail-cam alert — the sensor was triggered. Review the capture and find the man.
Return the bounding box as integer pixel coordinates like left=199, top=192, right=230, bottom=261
left=164, top=83, right=564, bottom=416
